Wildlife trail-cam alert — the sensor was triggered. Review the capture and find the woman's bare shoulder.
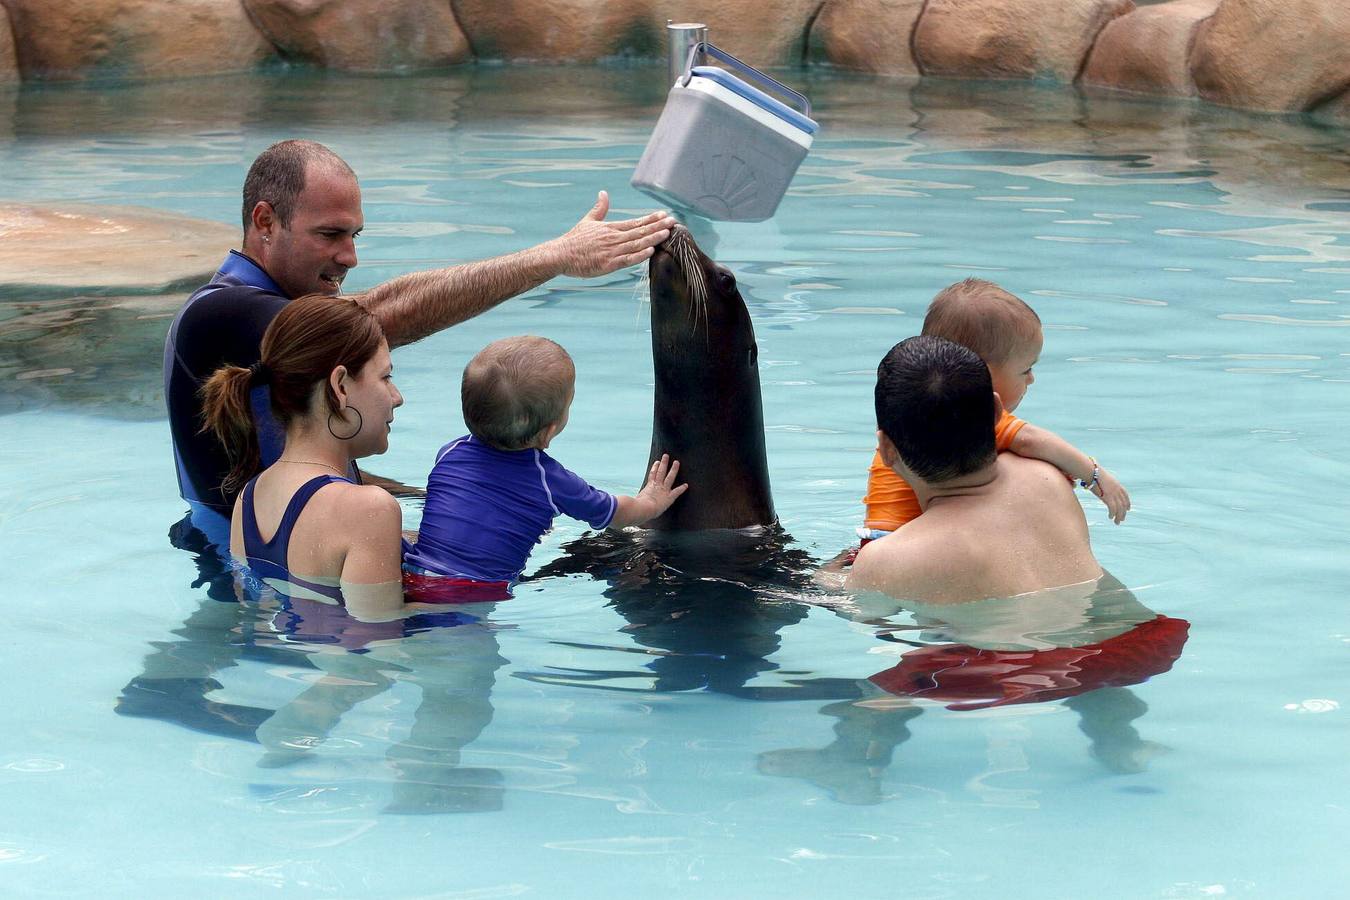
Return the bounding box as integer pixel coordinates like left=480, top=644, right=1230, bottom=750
left=348, top=482, right=401, bottom=511
left=312, top=481, right=401, bottom=526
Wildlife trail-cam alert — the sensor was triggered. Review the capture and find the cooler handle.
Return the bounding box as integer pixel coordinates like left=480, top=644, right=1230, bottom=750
left=680, top=41, right=812, bottom=119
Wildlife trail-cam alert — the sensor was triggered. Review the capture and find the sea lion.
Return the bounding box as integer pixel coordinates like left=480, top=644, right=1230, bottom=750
left=521, top=225, right=816, bottom=694
left=645, top=223, right=775, bottom=530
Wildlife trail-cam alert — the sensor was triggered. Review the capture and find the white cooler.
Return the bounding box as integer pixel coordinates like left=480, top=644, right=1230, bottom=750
left=631, top=43, right=818, bottom=222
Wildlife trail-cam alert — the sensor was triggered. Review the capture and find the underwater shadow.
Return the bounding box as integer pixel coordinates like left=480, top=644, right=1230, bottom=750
left=522, top=526, right=830, bottom=697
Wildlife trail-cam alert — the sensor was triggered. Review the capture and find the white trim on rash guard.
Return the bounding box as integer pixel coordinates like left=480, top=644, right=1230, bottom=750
left=435, top=436, right=471, bottom=466
left=533, top=449, right=561, bottom=516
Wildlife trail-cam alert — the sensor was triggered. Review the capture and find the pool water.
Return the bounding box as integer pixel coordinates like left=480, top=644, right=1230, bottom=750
left=1, top=68, right=1347, bottom=898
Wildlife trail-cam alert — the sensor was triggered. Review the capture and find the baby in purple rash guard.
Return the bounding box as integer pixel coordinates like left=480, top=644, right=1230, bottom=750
left=405, top=336, right=686, bottom=587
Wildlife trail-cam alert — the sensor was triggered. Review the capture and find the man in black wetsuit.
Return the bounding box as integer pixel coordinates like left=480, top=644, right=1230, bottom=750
left=164, top=139, right=675, bottom=545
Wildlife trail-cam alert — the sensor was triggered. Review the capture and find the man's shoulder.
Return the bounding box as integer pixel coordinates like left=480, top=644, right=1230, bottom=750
left=183, top=280, right=287, bottom=318
left=172, top=281, right=288, bottom=347
left=849, top=522, right=951, bottom=596
left=999, top=454, right=1077, bottom=500
left=168, top=282, right=289, bottom=374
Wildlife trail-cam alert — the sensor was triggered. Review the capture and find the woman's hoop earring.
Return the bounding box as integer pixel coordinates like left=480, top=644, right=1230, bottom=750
left=328, top=406, right=363, bottom=441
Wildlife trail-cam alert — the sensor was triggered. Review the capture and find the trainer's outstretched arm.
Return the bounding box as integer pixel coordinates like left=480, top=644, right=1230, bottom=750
left=359, top=192, right=675, bottom=348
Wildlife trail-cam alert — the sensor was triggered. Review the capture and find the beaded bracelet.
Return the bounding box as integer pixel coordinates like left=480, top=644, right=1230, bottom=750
left=1079, top=457, right=1100, bottom=492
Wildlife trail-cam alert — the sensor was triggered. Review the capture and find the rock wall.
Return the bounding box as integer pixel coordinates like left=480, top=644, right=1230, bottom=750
left=449, top=0, right=820, bottom=68
left=810, top=0, right=926, bottom=77
left=915, top=0, right=1133, bottom=83
left=1190, top=0, right=1350, bottom=112
left=1082, top=0, right=1220, bottom=97
left=3, top=0, right=273, bottom=81
left=245, top=0, right=471, bottom=72
left=0, top=0, right=1346, bottom=118
left=0, top=3, right=17, bottom=85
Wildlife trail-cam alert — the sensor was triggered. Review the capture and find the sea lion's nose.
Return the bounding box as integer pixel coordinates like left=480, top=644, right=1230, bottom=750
left=661, top=222, right=690, bottom=249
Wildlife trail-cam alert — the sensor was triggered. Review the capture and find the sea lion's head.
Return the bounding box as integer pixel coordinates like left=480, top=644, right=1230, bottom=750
left=648, top=224, right=757, bottom=378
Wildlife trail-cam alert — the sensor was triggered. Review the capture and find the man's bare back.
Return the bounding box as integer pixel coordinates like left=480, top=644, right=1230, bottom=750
left=849, top=454, right=1102, bottom=604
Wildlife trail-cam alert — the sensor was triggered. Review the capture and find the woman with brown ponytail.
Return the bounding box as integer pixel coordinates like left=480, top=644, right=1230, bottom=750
left=200, top=293, right=410, bottom=620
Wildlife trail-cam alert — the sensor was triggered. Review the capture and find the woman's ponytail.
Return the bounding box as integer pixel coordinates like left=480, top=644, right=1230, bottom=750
left=200, top=364, right=262, bottom=496
left=195, top=294, right=384, bottom=503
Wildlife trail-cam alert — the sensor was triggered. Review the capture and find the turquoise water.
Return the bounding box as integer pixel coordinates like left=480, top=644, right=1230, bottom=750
left=1, top=68, right=1347, bottom=897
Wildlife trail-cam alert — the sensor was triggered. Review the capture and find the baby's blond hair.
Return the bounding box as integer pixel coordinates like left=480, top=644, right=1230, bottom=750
left=462, top=336, right=575, bottom=450
left=921, top=278, right=1041, bottom=365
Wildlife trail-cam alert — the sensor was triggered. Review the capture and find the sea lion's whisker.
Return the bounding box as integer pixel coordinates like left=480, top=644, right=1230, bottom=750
left=667, top=234, right=716, bottom=341
left=674, top=242, right=701, bottom=327
left=633, top=269, right=651, bottom=328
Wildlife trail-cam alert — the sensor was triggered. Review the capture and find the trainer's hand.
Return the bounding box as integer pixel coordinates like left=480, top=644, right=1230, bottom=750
left=550, top=191, right=677, bottom=277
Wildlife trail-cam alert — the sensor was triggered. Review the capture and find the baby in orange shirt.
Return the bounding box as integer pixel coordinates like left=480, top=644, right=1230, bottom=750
left=861, top=278, right=1130, bottom=538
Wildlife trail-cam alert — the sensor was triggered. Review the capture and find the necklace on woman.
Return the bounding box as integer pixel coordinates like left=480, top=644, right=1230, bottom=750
left=276, top=458, right=346, bottom=476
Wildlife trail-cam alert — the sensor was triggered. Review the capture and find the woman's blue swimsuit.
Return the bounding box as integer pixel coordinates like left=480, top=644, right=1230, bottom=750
left=240, top=474, right=350, bottom=602
left=237, top=473, right=477, bottom=651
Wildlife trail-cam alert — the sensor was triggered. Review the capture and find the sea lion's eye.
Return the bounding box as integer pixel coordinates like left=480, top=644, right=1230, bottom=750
left=716, top=271, right=736, bottom=292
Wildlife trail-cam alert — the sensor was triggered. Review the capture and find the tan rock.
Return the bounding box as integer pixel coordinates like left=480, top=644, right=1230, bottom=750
left=245, top=0, right=471, bottom=72
left=453, top=0, right=819, bottom=68
left=4, top=0, right=274, bottom=81
left=451, top=0, right=653, bottom=62
left=0, top=204, right=236, bottom=296
left=1082, top=0, right=1218, bottom=96
left=1310, top=89, right=1350, bottom=128
left=651, top=0, right=821, bottom=69
left=1191, top=0, right=1350, bottom=112
left=1, top=4, right=18, bottom=85
left=915, top=0, right=1134, bottom=83
left=811, top=0, right=926, bottom=76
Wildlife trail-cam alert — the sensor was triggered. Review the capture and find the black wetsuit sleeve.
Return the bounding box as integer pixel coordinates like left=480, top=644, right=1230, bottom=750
left=165, top=285, right=289, bottom=513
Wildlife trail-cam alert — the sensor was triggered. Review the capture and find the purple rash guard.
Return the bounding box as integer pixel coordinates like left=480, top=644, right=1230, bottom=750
left=405, top=435, right=617, bottom=583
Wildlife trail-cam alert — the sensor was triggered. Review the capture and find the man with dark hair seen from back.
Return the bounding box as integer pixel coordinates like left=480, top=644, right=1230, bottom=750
left=847, top=336, right=1103, bottom=603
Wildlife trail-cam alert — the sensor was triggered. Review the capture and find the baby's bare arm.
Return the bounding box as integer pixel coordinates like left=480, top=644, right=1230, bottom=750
left=1009, top=424, right=1130, bottom=523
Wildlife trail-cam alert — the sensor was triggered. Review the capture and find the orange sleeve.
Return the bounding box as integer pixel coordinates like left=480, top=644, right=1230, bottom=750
left=864, top=415, right=1022, bottom=533
left=862, top=449, right=922, bottom=532
left=994, top=410, right=1026, bottom=452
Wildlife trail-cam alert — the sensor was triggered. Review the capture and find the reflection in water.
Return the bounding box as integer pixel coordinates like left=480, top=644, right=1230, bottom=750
left=117, top=519, right=507, bottom=814
left=115, top=516, right=306, bottom=741
left=250, top=608, right=508, bottom=815
left=525, top=527, right=816, bottom=696
left=758, top=574, right=1189, bottom=804
left=0, top=293, right=182, bottom=418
